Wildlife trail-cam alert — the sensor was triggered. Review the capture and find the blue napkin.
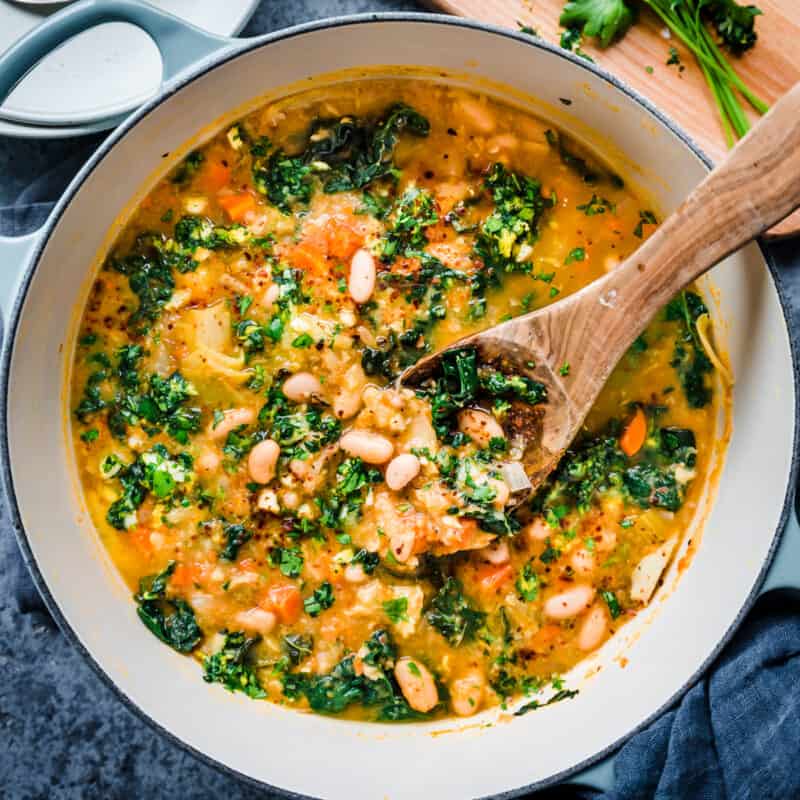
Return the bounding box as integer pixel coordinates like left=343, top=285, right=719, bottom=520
left=2, top=161, right=799, bottom=800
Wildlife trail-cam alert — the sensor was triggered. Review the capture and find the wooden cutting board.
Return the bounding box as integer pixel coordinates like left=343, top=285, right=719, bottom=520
left=426, top=0, right=800, bottom=238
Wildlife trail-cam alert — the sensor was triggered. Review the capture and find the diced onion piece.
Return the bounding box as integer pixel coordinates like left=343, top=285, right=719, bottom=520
left=500, top=461, right=532, bottom=495
left=630, top=536, right=678, bottom=603
left=696, top=313, right=733, bottom=386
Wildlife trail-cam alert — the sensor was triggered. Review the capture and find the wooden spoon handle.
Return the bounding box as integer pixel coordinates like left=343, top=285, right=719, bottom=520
left=531, top=81, right=800, bottom=415
left=622, top=79, right=800, bottom=306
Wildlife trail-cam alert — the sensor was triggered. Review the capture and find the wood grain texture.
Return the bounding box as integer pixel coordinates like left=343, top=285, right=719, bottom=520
left=426, top=0, right=800, bottom=237
left=403, top=83, right=800, bottom=493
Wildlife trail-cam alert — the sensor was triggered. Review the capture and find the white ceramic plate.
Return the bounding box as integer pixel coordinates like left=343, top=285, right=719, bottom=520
left=0, top=0, right=259, bottom=138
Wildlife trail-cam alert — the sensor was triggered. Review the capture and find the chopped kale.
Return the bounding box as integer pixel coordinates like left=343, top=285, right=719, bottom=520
left=134, top=561, right=201, bottom=652
left=383, top=596, right=409, bottom=624
left=170, top=150, right=204, bottom=184
left=174, top=215, right=249, bottom=251
left=601, top=589, right=622, bottom=619
left=470, top=163, right=555, bottom=317
left=351, top=548, right=380, bottom=574
left=576, top=194, right=615, bottom=215
left=304, top=581, right=335, bottom=617
left=623, top=463, right=682, bottom=511
left=282, top=629, right=426, bottom=720
left=220, top=523, right=253, bottom=561
left=516, top=562, right=539, bottom=601
left=633, top=209, right=658, bottom=238
left=271, top=545, right=304, bottom=578
left=380, top=186, right=439, bottom=261
left=426, top=577, right=486, bottom=646
left=249, top=104, right=430, bottom=212
left=106, top=445, right=193, bottom=530
left=203, top=631, right=266, bottom=699
left=317, top=458, right=382, bottom=533
left=283, top=633, right=314, bottom=666
left=304, top=104, right=430, bottom=194
left=665, top=290, right=713, bottom=408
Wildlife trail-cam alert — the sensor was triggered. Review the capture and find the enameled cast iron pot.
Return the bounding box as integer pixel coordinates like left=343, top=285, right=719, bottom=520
left=1, top=3, right=799, bottom=797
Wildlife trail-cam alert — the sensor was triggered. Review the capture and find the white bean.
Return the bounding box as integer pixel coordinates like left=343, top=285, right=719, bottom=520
left=340, top=429, right=394, bottom=464
left=394, top=657, right=439, bottom=713
left=459, top=97, right=496, bottom=133
left=196, top=449, right=221, bottom=474
left=283, top=372, right=322, bottom=402
left=544, top=584, right=595, bottom=620
left=234, top=608, right=277, bottom=636
left=457, top=409, right=505, bottom=447
left=385, top=453, right=421, bottom=491
left=524, top=517, right=551, bottom=542
left=262, top=283, right=280, bottom=308
left=247, top=439, right=280, bottom=484
left=390, top=526, right=416, bottom=564
left=348, top=248, right=376, bottom=304
left=344, top=563, right=368, bottom=584
left=333, top=388, right=363, bottom=420
left=480, top=539, right=510, bottom=565
left=570, top=547, right=596, bottom=576
left=577, top=604, right=609, bottom=652
left=450, top=671, right=485, bottom=717
left=209, top=407, right=256, bottom=440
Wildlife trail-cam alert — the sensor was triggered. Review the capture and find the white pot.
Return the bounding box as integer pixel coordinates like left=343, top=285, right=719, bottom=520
left=0, top=4, right=797, bottom=798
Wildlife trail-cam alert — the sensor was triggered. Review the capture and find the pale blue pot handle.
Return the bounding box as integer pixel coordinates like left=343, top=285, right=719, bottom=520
left=0, top=0, right=237, bottom=323
left=0, top=231, right=42, bottom=329
left=758, top=494, right=800, bottom=595
left=0, top=0, right=234, bottom=108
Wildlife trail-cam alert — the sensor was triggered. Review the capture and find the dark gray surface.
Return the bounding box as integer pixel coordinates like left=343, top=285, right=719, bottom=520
left=1, top=2, right=799, bottom=799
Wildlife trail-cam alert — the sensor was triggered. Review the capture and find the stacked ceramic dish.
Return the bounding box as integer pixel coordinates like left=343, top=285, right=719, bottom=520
left=0, top=0, right=258, bottom=138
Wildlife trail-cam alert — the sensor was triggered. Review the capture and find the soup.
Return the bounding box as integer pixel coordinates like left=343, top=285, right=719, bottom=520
left=70, top=79, right=724, bottom=721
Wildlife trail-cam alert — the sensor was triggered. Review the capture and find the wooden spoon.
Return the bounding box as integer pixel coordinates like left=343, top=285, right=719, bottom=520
left=401, top=81, right=800, bottom=495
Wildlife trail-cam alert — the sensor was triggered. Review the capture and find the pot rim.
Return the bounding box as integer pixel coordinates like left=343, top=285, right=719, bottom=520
left=2, top=12, right=797, bottom=799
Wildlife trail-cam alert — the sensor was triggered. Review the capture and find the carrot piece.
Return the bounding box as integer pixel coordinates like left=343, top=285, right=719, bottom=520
left=171, top=563, right=199, bottom=590
left=475, top=562, right=514, bottom=592
left=620, top=407, right=647, bottom=457
left=326, top=225, right=363, bottom=260
left=199, top=160, right=231, bottom=192
left=264, top=583, right=302, bottom=624
left=128, top=526, right=153, bottom=556
left=218, top=191, right=256, bottom=222
left=530, top=624, right=563, bottom=653
left=289, top=243, right=328, bottom=274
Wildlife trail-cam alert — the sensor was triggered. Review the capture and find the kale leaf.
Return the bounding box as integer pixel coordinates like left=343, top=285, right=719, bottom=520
left=665, top=290, right=713, bottom=408
left=106, top=444, right=193, bottom=530
left=134, top=561, right=201, bottom=652
left=426, top=577, right=486, bottom=646
left=249, top=104, right=430, bottom=212
left=470, top=163, right=555, bottom=317
left=203, top=631, right=266, bottom=699
left=317, top=458, right=382, bottom=533
left=220, top=522, right=253, bottom=561
left=282, top=629, right=426, bottom=720
left=303, top=581, right=335, bottom=617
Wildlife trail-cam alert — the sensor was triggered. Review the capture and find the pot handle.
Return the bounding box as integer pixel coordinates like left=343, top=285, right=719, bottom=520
left=0, top=0, right=234, bottom=115
left=562, top=755, right=616, bottom=793
left=758, top=497, right=800, bottom=595
left=0, top=229, right=43, bottom=329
